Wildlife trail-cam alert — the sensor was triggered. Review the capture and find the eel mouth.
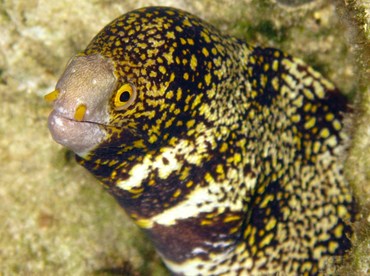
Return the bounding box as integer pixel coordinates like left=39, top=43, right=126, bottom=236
left=48, top=110, right=107, bottom=156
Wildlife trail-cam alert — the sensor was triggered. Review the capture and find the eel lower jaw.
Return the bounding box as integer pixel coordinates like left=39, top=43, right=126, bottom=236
left=48, top=110, right=107, bottom=157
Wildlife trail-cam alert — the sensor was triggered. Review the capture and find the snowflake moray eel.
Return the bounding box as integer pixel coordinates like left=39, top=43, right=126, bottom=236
left=46, top=6, right=355, bottom=275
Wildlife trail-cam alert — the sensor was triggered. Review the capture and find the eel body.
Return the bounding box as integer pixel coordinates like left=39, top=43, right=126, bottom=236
left=46, top=6, right=354, bottom=275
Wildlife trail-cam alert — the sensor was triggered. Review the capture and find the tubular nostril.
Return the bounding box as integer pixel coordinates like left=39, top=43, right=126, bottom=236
left=44, top=89, right=60, bottom=103
left=74, top=104, right=87, bottom=121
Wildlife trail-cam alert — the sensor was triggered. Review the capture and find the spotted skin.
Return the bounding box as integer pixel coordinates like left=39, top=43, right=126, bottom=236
left=47, top=6, right=354, bottom=275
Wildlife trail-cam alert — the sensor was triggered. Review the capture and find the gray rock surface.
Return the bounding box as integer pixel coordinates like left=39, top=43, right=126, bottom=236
left=0, top=0, right=368, bottom=274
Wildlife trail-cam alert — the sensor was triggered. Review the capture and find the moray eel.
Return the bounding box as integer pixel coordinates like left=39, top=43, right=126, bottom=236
left=46, top=6, right=355, bottom=275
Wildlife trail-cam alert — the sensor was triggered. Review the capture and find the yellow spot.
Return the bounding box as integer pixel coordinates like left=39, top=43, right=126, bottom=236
left=201, top=220, right=212, bottom=225
left=187, top=38, right=194, bottom=45
left=260, top=194, right=274, bottom=208
left=204, top=73, right=211, bottom=86
left=320, top=128, right=330, bottom=139
left=186, top=180, right=194, bottom=188
left=159, top=66, right=166, bottom=75
left=303, top=88, right=315, bottom=100
left=206, top=213, right=215, bottom=219
left=313, top=141, right=321, bottom=154
left=291, top=114, right=301, bottom=123
left=204, top=172, right=214, bottom=183
left=133, top=139, right=145, bottom=148
left=266, top=217, right=277, bottom=231
left=223, top=215, right=241, bottom=223
left=173, top=189, right=181, bottom=198
left=313, top=82, right=325, bottom=99
left=176, top=88, right=182, bottom=101
left=200, top=31, right=211, bottom=43
left=140, top=68, right=147, bottom=75
left=183, top=72, right=189, bottom=80
left=243, top=225, right=252, bottom=239
left=137, top=42, right=148, bottom=48
left=163, top=48, right=175, bottom=64
left=249, top=233, right=255, bottom=246
left=313, top=245, right=326, bottom=259
left=135, top=218, right=153, bottom=229
left=260, top=233, right=273, bottom=247
left=271, top=77, right=279, bottom=91
left=165, top=117, right=175, bottom=128
left=334, top=224, right=344, bottom=238
left=310, top=104, right=318, bottom=113
left=202, top=47, right=209, bottom=57
left=304, top=117, right=316, bottom=129
left=337, top=205, right=348, bottom=217
left=326, top=135, right=338, bottom=147
left=180, top=37, right=187, bottom=45
left=220, top=143, right=228, bottom=153
left=191, top=94, right=203, bottom=109
left=328, top=241, right=338, bottom=253
left=44, top=89, right=60, bottom=103
left=130, top=213, right=138, bottom=219
left=169, top=72, right=175, bottom=82
left=129, top=187, right=144, bottom=194
left=190, top=55, right=197, bottom=71
left=166, top=10, right=175, bottom=15
left=186, top=119, right=195, bottom=128
left=301, top=262, right=312, bottom=272
left=182, top=58, right=188, bottom=65
left=251, top=245, right=257, bottom=255
left=216, top=164, right=224, bottom=175
left=108, top=159, right=118, bottom=167
left=333, top=119, right=341, bottom=131
left=183, top=18, right=192, bottom=27
left=272, top=60, right=279, bottom=71
left=304, top=103, right=312, bottom=112
left=166, top=31, right=175, bottom=39
left=260, top=74, right=267, bottom=88
left=166, top=90, right=174, bottom=99
left=325, top=113, right=334, bottom=121
left=149, top=135, right=158, bottom=143
left=233, top=153, right=242, bottom=165
left=263, top=63, right=269, bottom=71
left=74, top=104, right=86, bottom=121
left=229, top=226, right=239, bottom=234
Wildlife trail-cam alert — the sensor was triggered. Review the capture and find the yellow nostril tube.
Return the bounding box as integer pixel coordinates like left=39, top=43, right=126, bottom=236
left=44, top=89, right=60, bottom=103
left=74, top=104, right=87, bottom=121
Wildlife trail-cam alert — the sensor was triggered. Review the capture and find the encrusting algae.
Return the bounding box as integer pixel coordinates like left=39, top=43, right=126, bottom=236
left=45, top=6, right=355, bottom=275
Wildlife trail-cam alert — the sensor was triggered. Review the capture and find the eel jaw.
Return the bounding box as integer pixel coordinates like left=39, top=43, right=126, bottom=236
left=48, top=110, right=106, bottom=157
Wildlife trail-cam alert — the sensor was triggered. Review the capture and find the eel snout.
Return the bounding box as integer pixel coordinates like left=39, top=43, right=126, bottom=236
left=45, top=54, right=117, bottom=156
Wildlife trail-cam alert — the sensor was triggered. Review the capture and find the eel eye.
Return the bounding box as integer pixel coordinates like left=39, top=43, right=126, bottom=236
left=114, top=83, right=137, bottom=110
